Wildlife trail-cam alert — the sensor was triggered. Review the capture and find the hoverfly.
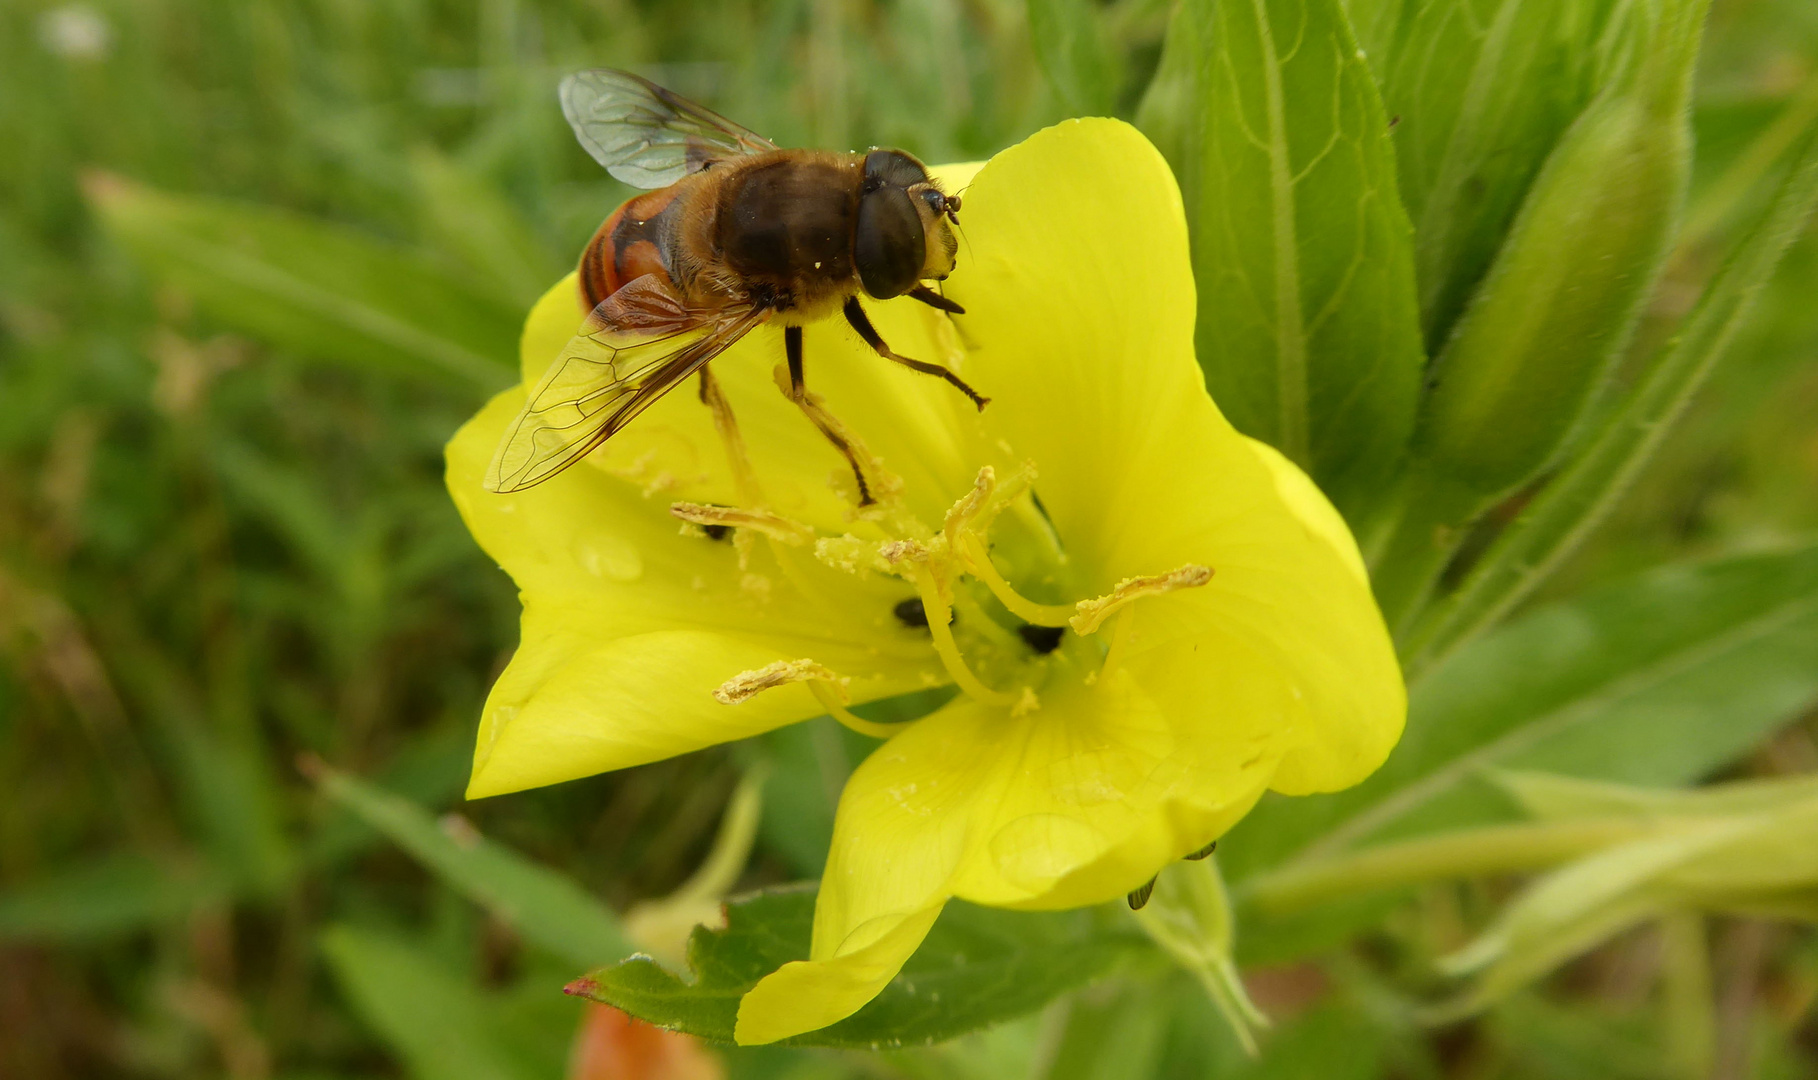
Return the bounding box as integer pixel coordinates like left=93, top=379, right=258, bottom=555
left=484, top=69, right=986, bottom=504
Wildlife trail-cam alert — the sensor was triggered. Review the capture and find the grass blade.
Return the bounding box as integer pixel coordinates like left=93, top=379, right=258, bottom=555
left=310, top=762, right=632, bottom=968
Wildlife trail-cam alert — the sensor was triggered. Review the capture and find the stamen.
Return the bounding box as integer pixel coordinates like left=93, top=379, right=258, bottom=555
left=699, top=366, right=764, bottom=507
left=912, top=565, right=1020, bottom=708
left=1071, top=564, right=1215, bottom=635
left=942, top=464, right=1035, bottom=550
left=713, top=658, right=845, bottom=704
left=807, top=681, right=906, bottom=740
left=961, top=534, right=1076, bottom=627
left=672, top=502, right=814, bottom=546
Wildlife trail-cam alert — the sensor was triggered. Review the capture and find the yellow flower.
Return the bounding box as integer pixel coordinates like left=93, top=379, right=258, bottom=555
left=445, top=118, right=1404, bottom=1045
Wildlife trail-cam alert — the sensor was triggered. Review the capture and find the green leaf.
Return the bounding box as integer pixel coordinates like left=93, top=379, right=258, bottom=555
left=570, top=884, right=1148, bottom=1048
left=1028, top=0, right=1122, bottom=116
left=1224, top=544, right=1818, bottom=881
left=0, top=852, right=229, bottom=941
left=1492, top=769, right=1818, bottom=821
left=1137, top=0, right=1424, bottom=522
left=1382, top=0, right=1617, bottom=346
left=1342, top=0, right=1411, bottom=72
left=85, top=174, right=520, bottom=394
left=320, top=924, right=550, bottom=1080
left=1404, top=117, right=1818, bottom=674
left=313, top=764, right=632, bottom=968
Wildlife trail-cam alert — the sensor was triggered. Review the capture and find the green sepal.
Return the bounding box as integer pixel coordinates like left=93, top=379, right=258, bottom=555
left=1410, top=0, right=1707, bottom=502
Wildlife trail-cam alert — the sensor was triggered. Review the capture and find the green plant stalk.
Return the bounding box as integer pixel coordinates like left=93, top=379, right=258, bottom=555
left=1369, top=0, right=1706, bottom=633
left=1402, top=118, right=1818, bottom=676
left=1240, top=818, right=1653, bottom=915
left=1132, top=860, right=1267, bottom=1055
left=1659, top=912, right=1716, bottom=1080
left=1675, top=73, right=1818, bottom=255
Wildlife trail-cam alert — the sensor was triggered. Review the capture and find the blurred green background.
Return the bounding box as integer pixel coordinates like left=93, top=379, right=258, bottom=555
left=1, top=0, right=1814, bottom=1077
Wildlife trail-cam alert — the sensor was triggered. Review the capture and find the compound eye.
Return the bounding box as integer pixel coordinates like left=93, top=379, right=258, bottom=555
left=855, top=185, right=925, bottom=299
left=863, top=148, right=930, bottom=192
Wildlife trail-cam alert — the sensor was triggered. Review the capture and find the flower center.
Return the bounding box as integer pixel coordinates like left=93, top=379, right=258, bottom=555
left=701, top=461, right=1212, bottom=733
left=684, top=360, right=1209, bottom=730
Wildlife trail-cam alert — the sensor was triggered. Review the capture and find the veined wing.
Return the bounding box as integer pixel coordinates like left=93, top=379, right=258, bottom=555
left=560, top=69, right=777, bottom=189
left=484, top=279, right=770, bottom=493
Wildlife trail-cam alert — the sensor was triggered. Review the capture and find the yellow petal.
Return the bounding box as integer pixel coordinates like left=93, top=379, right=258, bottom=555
left=732, top=902, right=945, bottom=1045
left=942, top=118, right=1403, bottom=795
left=738, top=673, right=1282, bottom=1040
left=446, top=390, right=942, bottom=798
left=938, top=118, right=1201, bottom=589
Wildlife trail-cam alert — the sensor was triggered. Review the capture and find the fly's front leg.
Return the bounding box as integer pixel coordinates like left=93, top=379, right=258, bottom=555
left=843, top=298, right=988, bottom=409
left=784, top=325, right=875, bottom=506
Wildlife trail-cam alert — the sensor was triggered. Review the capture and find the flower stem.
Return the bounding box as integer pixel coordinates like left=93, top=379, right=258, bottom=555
left=1132, top=859, right=1267, bottom=1055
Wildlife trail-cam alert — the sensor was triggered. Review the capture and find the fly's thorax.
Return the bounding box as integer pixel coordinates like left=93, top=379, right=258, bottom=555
left=712, top=150, right=862, bottom=301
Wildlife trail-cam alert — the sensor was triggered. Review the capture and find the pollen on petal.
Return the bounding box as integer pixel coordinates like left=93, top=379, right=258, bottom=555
left=713, top=658, right=849, bottom=705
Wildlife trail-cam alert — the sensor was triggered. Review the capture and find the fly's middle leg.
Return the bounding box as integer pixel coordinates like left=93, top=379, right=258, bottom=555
left=783, top=325, right=875, bottom=507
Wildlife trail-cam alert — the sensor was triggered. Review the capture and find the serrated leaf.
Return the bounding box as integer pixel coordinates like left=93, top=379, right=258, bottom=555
left=1137, top=0, right=1424, bottom=522
left=1224, top=545, right=1818, bottom=882
left=85, top=174, right=519, bottom=393
left=570, top=884, right=1148, bottom=1049
left=314, top=765, right=632, bottom=968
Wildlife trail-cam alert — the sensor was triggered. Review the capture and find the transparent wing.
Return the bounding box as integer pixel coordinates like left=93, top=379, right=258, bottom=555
left=484, top=283, right=769, bottom=493
left=560, top=69, right=777, bottom=189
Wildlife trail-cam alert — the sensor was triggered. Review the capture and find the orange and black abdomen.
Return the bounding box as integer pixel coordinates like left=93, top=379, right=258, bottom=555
left=578, top=185, right=689, bottom=309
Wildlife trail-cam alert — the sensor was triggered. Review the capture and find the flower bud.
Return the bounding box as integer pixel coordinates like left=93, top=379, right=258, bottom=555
left=1412, top=0, right=1705, bottom=504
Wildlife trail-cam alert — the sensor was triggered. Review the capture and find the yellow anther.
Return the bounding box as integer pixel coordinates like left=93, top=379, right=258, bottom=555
left=1071, top=564, right=1215, bottom=635
left=942, top=464, right=1036, bottom=549
left=943, top=467, right=996, bottom=550
left=713, top=658, right=846, bottom=705
left=671, top=502, right=815, bottom=546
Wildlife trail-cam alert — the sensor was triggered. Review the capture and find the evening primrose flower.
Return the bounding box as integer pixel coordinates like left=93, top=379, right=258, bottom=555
left=446, top=119, right=1404, bottom=1044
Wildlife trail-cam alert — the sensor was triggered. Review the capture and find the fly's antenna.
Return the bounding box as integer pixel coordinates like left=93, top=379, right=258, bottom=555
left=950, top=183, right=975, bottom=258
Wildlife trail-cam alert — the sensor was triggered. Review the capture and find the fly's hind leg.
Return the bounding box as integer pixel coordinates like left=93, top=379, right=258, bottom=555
left=784, top=326, right=875, bottom=507
left=697, top=365, right=763, bottom=507
left=843, top=298, right=989, bottom=410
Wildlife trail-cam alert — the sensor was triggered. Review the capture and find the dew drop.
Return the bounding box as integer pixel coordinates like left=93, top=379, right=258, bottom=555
left=572, top=535, right=643, bottom=581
